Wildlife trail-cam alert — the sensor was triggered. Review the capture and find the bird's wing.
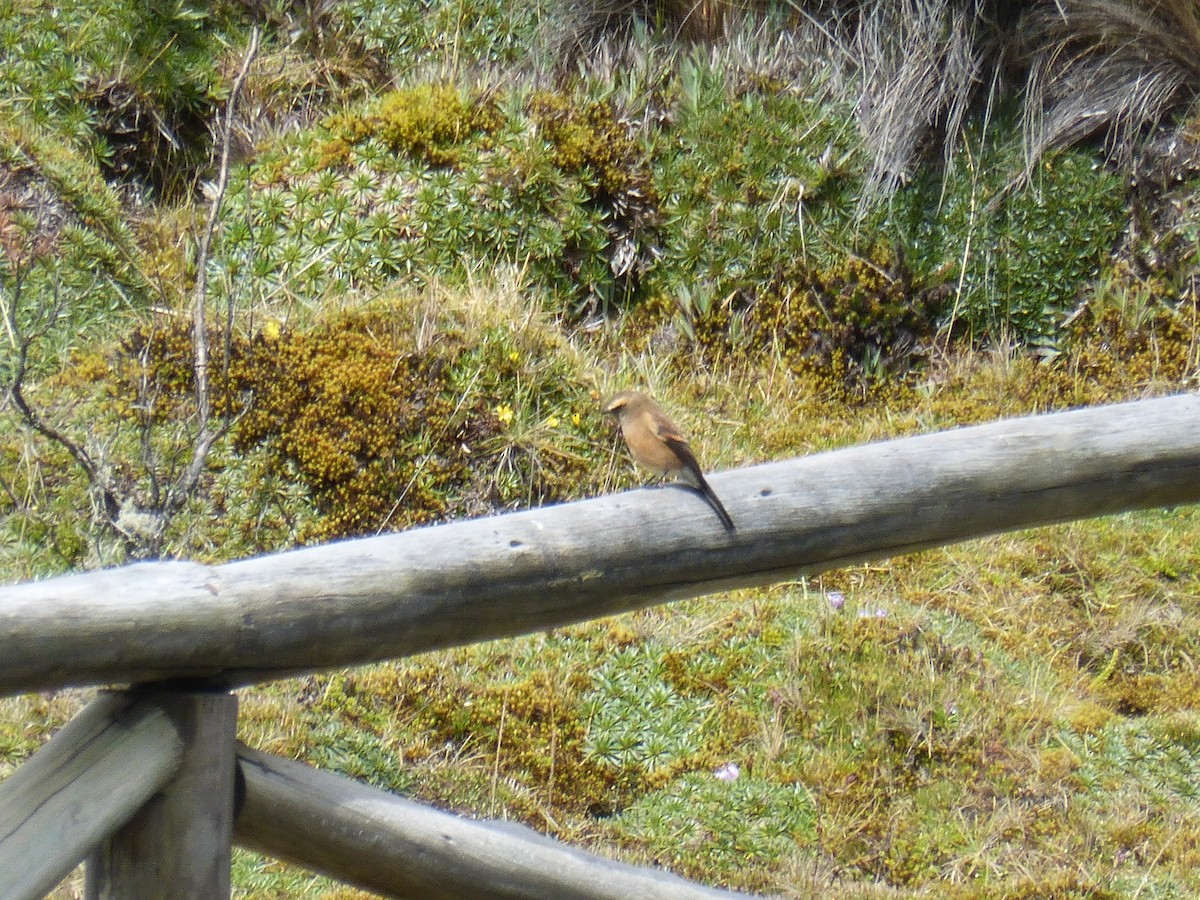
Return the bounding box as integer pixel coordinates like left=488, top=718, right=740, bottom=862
left=662, top=435, right=735, bottom=532
left=649, top=409, right=702, bottom=481
left=650, top=410, right=686, bottom=444
left=662, top=435, right=704, bottom=483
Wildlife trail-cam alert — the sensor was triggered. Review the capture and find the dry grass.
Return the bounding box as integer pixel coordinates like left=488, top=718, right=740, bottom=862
left=844, top=0, right=999, bottom=207
left=551, top=0, right=1200, bottom=207
left=1021, top=0, right=1200, bottom=165
left=3, top=294, right=1199, bottom=896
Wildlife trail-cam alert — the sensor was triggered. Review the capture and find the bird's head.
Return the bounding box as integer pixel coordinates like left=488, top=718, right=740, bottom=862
left=603, top=390, right=649, bottom=420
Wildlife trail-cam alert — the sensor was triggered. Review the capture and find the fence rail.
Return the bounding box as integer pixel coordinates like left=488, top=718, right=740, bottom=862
left=3, top=394, right=1199, bottom=697
left=236, top=741, right=736, bottom=899
left=2, top=394, right=1198, bottom=898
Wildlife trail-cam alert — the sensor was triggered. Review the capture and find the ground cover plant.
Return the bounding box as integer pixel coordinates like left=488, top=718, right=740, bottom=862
left=2, top=0, right=1200, bottom=897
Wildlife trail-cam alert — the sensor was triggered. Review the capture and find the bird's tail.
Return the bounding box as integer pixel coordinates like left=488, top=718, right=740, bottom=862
left=695, top=475, right=736, bottom=532
left=666, top=436, right=736, bottom=532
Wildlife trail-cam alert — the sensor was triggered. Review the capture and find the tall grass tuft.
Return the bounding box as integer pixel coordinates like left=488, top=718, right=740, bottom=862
left=1020, top=0, right=1200, bottom=166
left=843, top=0, right=1006, bottom=208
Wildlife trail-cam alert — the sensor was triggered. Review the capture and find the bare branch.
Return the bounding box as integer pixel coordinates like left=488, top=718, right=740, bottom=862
left=191, top=26, right=260, bottom=425
left=2, top=271, right=130, bottom=535
left=168, top=27, right=260, bottom=518
left=3, top=273, right=97, bottom=479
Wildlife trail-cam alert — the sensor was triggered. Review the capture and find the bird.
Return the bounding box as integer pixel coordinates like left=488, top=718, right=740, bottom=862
left=603, top=389, right=735, bottom=532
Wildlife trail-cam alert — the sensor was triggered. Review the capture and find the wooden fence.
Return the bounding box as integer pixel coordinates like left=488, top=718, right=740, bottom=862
left=1, top=393, right=1198, bottom=898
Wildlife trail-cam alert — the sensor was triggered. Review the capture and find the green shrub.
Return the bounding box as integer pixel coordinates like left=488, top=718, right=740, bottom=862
left=647, top=52, right=865, bottom=321
left=526, top=90, right=661, bottom=311
left=337, top=0, right=551, bottom=73
left=0, top=121, right=154, bottom=374
left=887, top=117, right=1128, bottom=342
left=0, top=0, right=241, bottom=197
left=682, top=241, right=946, bottom=392
left=217, top=83, right=648, bottom=310
left=627, top=50, right=949, bottom=388
left=582, top=643, right=713, bottom=773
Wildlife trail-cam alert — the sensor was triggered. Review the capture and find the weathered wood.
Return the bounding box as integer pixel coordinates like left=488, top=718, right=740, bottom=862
left=1, top=394, right=1199, bottom=695
left=0, top=692, right=183, bottom=900
left=86, top=690, right=238, bottom=900
left=234, top=744, right=745, bottom=899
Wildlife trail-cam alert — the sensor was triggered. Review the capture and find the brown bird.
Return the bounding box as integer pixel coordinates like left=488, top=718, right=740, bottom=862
left=604, top=390, right=735, bottom=532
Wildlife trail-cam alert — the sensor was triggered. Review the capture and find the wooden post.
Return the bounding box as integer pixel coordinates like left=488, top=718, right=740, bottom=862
left=0, top=692, right=184, bottom=900
left=86, top=689, right=238, bottom=900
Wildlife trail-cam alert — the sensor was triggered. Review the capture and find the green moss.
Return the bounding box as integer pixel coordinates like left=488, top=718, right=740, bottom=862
left=9, top=273, right=601, bottom=567
left=528, top=91, right=654, bottom=204
left=229, top=309, right=490, bottom=541
left=978, top=874, right=1121, bottom=899
left=1055, top=287, right=1199, bottom=399
left=327, top=82, right=504, bottom=168
left=1096, top=671, right=1200, bottom=717
left=1066, top=701, right=1115, bottom=736
left=298, top=643, right=635, bottom=821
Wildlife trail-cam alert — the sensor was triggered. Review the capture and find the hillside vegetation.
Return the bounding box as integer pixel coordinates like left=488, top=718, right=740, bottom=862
left=2, top=0, right=1199, bottom=896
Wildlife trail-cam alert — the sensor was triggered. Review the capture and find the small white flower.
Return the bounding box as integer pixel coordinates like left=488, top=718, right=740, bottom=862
left=714, top=762, right=740, bottom=782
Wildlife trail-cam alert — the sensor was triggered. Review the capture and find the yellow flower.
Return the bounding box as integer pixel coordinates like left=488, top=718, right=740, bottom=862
left=546, top=416, right=560, bottom=428
left=571, top=412, right=581, bottom=426
left=508, top=350, right=520, bottom=363
left=495, top=403, right=514, bottom=425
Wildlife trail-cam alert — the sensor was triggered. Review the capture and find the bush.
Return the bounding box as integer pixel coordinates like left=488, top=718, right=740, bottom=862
left=231, top=310, right=488, bottom=541
left=0, top=121, right=154, bottom=374
left=0, top=0, right=243, bottom=198
left=216, top=83, right=656, bottom=311
left=887, top=116, right=1129, bottom=342
left=647, top=53, right=865, bottom=323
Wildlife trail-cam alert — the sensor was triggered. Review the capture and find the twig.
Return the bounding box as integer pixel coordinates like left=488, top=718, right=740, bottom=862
left=170, top=26, right=260, bottom=514
left=2, top=274, right=127, bottom=526
left=4, top=276, right=96, bottom=478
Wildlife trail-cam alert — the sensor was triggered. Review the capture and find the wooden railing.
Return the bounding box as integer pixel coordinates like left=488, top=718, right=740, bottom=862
left=2, top=393, right=1199, bottom=898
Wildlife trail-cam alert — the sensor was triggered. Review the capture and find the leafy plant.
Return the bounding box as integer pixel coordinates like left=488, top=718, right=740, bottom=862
left=649, top=49, right=865, bottom=305
left=582, top=643, right=713, bottom=773
left=217, top=83, right=653, bottom=311
left=0, top=0, right=243, bottom=197
left=614, top=773, right=816, bottom=884
left=339, top=0, right=552, bottom=72
left=887, top=117, right=1129, bottom=342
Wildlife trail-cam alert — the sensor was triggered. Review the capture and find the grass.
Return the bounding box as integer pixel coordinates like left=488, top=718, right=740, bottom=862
left=3, top=0, right=1200, bottom=896
left=7, top=338, right=1199, bottom=898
